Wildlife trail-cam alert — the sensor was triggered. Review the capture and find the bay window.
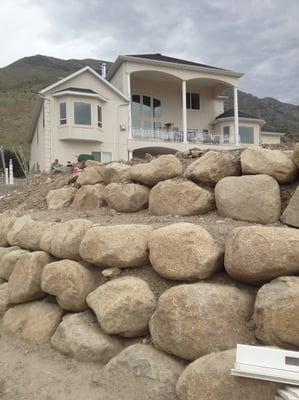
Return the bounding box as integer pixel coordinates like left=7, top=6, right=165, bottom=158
left=97, top=105, right=102, bottom=128
left=74, top=102, right=91, bottom=125
left=59, top=102, right=67, bottom=125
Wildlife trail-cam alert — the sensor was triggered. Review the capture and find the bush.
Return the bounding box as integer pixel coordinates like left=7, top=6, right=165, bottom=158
left=77, top=154, right=94, bottom=162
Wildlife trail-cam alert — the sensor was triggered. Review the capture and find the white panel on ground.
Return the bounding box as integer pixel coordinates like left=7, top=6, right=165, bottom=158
left=231, top=345, right=299, bottom=386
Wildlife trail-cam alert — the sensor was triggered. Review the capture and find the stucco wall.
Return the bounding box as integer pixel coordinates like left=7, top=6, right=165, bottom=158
left=30, top=104, right=46, bottom=171
left=261, top=134, right=282, bottom=144
left=131, top=78, right=219, bottom=132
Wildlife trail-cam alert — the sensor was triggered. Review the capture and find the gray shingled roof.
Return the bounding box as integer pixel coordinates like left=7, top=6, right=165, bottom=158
left=53, top=87, right=97, bottom=94
left=127, top=53, right=227, bottom=71
left=216, top=109, right=261, bottom=119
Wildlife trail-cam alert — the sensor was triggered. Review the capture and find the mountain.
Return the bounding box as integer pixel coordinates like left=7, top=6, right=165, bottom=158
left=0, top=54, right=298, bottom=153
left=224, top=90, right=299, bottom=135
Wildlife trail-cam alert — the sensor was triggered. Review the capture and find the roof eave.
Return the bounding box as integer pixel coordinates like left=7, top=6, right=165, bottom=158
left=27, top=95, right=44, bottom=143
left=212, top=116, right=265, bottom=125
left=40, top=65, right=129, bottom=102
left=107, top=55, right=244, bottom=80
left=52, top=90, right=108, bottom=102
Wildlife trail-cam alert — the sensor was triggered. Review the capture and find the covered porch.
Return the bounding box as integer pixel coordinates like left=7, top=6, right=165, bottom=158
left=126, top=69, right=240, bottom=146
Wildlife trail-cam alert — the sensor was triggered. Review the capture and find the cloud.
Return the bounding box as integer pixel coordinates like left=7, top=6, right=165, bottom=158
left=0, top=0, right=298, bottom=103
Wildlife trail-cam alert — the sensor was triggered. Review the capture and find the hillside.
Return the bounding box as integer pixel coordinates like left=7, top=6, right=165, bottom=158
left=0, top=54, right=298, bottom=153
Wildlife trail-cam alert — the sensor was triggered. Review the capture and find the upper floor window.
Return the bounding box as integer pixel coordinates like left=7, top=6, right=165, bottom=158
left=97, top=105, right=102, bottom=128
left=74, top=102, right=91, bottom=125
left=59, top=102, right=67, bottom=125
left=186, top=92, right=200, bottom=110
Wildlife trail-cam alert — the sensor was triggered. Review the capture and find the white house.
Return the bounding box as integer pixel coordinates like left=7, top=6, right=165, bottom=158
left=28, top=53, right=284, bottom=171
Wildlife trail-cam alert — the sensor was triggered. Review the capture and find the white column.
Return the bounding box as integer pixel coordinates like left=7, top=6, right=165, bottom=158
left=234, top=86, right=239, bottom=145
left=127, top=73, right=132, bottom=139
left=182, top=80, right=187, bottom=143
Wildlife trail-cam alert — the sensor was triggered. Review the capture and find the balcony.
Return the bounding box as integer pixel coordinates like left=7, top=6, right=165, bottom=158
left=131, top=128, right=231, bottom=145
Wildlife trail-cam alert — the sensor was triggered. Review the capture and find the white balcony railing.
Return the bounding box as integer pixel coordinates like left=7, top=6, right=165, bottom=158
left=131, top=128, right=231, bottom=145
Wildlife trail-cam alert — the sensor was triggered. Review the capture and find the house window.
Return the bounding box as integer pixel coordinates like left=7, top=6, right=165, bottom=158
left=101, top=152, right=112, bottom=163
left=91, top=151, right=112, bottom=163
left=186, top=92, right=200, bottom=110
left=59, top=102, right=67, bottom=125
left=223, top=126, right=230, bottom=143
left=74, top=102, right=91, bottom=125
left=97, top=105, right=102, bottom=128
left=239, top=126, right=254, bottom=144
left=132, top=94, right=161, bottom=130
left=153, top=98, right=161, bottom=118
left=92, top=151, right=112, bottom=163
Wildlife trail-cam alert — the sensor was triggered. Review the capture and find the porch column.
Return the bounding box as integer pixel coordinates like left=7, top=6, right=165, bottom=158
left=234, top=86, right=239, bottom=145
left=127, top=73, right=132, bottom=139
left=182, top=80, right=187, bottom=143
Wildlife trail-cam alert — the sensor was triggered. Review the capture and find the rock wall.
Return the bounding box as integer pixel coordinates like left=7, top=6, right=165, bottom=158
left=47, top=147, right=298, bottom=227
left=0, top=211, right=298, bottom=399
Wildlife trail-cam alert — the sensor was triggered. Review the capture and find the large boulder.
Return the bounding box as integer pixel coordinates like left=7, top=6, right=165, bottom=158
left=72, top=184, right=106, bottom=210
left=176, top=349, right=280, bottom=400
left=80, top=224, right=153, bottom=268
left=215, top=175, right=281, bottom=224
left=98, top=344, right=185, bottom=400
left=148, top=223, right=223, bottom=281
left=2, top=301, right=63, bottom=344
left=8, top=251, right=52, bottom=304
left=0, top=282, right=9, bottom=315
left=149, top=282, right=255, bottom=360
left=41, top=260, right=97, bottom=311
left=105, top=183, right=149, bottom=212
left=149, top=180, right=214, bottom=216
left=7, top=215, right=33, bottom=246
left=280, top=186, right=299, bottom=228
left=15, top=219, right=54, bottom=251
left=254, top=276, right=299, bottom=348
left=0, top=211, right=18, bottom=246
left=293, top=143, right=299, bottom=168
left=102, top=162, right=131, bottom=184
left=241, top=146, right=297, bottom=183
left=0, top=248, right=28, bottom=280
left=225, top=226, right=299, bottom=285
left=129, top=155, right=183, bottom=186
left=0, top=246, right=20, bottom=263
left=76, top=166, right=104, bottom=186
left=40, top=219, right=93, bottom=260
left=47, top=187, right=77, bottom=210
left=51, top=311, right=123, bottom=362
left=87, top=277, right=156, bottom=337
left=185, top=151, right=240, bottom=186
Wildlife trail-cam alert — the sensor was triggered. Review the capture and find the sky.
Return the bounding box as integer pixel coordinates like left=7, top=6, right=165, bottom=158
left=0, top=0, right=299, bottom=104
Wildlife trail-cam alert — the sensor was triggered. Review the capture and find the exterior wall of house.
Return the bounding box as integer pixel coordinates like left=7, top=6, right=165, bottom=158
left=30, top=104, right=47, bottom=171
left=212, top=118, right=262, bottom=145
left=31, top=70, right=130, bottom=170
left=261, top=133, right=282, bottom=144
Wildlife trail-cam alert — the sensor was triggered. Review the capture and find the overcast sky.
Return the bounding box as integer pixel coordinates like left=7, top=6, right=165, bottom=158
left=1, top=0, right=299, bottom=104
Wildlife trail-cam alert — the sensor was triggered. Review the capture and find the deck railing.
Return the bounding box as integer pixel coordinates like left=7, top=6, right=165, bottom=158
left=131, top=128, right=231, bottom=145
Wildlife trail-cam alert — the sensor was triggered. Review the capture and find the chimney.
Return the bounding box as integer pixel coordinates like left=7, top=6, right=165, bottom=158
left=101, top=62, right=107, bottom=79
